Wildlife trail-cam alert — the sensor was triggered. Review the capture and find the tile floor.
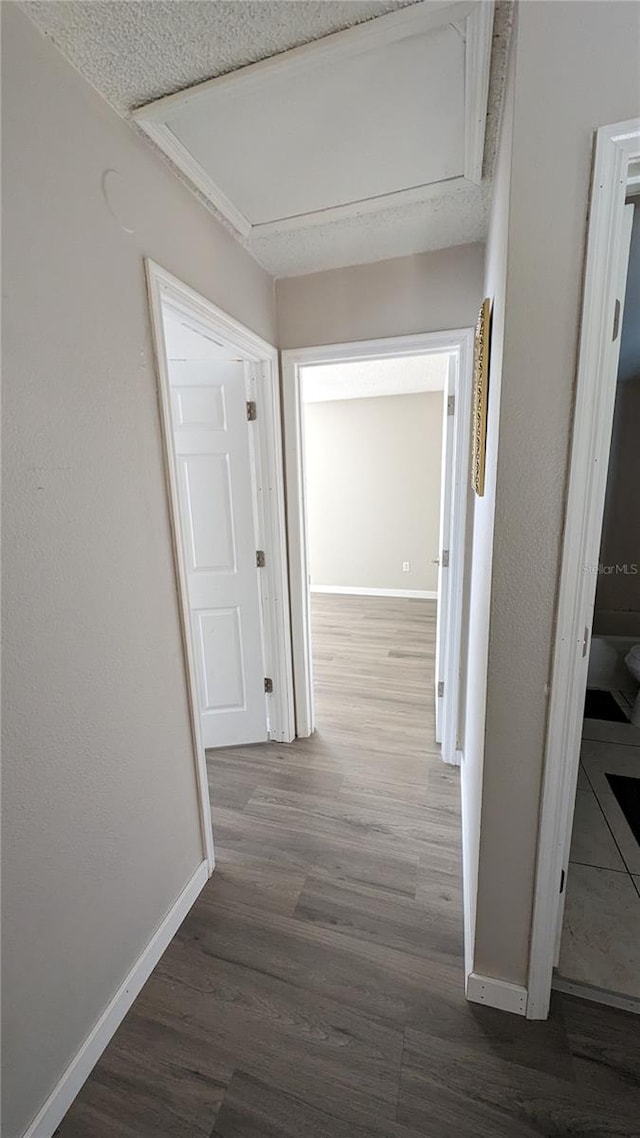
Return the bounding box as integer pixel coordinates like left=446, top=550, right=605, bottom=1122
left=558, top=692, right=640, bottom=1000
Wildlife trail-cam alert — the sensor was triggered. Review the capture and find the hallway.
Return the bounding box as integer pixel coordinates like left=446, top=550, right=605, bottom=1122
left=56, top=597, right=640, bottom=1137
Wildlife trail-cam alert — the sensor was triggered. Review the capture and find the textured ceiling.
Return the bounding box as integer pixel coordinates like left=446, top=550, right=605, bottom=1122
left=22, top=0, right=512, bottom=278
left=22, top=0, right=416, bottom=113
left=302, top=354, right=449, bottom=403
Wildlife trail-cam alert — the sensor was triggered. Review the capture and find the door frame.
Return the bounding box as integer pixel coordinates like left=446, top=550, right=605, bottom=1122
left=527, top=119, right=640, bottom=1019
left=282, top=328, right=474, bottom=750
left=146, top=260, right=295, bottom=871
left=438, top=347, right=473, bottom=764
left=434, top=358, right=456, bottom=747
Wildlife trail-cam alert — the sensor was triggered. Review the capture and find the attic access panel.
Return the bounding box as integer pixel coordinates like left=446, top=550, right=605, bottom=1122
left=133, top=1, right=494, bottom=239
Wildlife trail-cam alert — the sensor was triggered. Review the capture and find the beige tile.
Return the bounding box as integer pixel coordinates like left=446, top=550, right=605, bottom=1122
left=569, top=788, right=626, bottom=872
left=558, top=864, right=640, bottom=998
left=580, top=740, right=640, bottom=874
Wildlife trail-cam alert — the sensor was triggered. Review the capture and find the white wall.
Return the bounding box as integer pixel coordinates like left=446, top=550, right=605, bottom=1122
left=464, top=0, right=640, bottom=989
left=276, top=244, right=485, bottom=348
left=1, top=8, right=277, bottom=1137
left=460, top=10, right=515, bottom=985
left=304, top=393, right=443, bottom=592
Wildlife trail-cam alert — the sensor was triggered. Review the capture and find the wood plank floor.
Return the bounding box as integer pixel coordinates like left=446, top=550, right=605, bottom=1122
left=56, top=595, right=640, bottom=1137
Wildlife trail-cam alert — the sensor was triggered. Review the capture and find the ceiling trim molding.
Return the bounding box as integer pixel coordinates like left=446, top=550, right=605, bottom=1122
left=464, top=1, right=495, bottom=184
left=139, top=121, right=253, bottom=237
left=132, top=0, right=493, bottom=240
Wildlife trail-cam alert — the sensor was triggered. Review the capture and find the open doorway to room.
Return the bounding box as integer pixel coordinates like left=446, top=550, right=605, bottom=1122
left=300, top=353, right=447, bottom=757
left=528, top=120, right=640, bottom=1021
left=145, top=261, right=295, bottom=869
left=283, top=331, right=474, bottom=769
left=554, top=187, right=640, bottom=1011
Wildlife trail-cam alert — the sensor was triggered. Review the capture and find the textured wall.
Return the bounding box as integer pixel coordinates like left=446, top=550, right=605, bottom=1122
left=460, top=12, right=514, bottom=982
left=304, top=392, right=443, bottom=592
left=276, top=244, right=485, bottom=348
left=1, top=8, right=277, bottom=1137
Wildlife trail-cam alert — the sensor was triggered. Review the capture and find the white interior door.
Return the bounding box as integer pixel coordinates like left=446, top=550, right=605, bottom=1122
left=434, top=356, right=455, bottom=744
left=168, top=357, right=268, bottom=748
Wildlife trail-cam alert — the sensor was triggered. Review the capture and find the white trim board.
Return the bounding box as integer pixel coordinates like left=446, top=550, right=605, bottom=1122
left=466, top=973, right=528, bottom=1016
left=145, top=261, right=295, bottom=756
left=552, top=977, right=640, bottom=1017
left=310, top=586, right=437, bottom=599
left=527, top=119, right=640, bottom=1021
left=439, top=336, right=473, bottom=767
left=131, top=1, right=494, bottom=240
left=22, top=861, right=209, bottom=1138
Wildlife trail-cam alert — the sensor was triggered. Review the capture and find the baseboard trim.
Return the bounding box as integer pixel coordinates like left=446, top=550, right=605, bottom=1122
left=466, top=972, right=528, bottom=1016
left=553, top=976, right=640, bottom=1015
left=23, top=860, right=209, bottom=1138
left=310, top=586, right=437, bottom=599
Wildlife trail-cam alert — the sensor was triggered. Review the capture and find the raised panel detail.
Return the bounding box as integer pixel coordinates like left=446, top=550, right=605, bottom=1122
left=180, top=454, right=236, bottom=571
left=195, top=608, right=246, bottom=711
left=171, top=385, right=226, bottom=430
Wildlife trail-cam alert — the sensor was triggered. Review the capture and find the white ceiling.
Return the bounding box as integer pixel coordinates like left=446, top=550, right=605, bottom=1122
left=302, top=354, right=449, bottom=403
left=22, top=0, right=512, bottom=277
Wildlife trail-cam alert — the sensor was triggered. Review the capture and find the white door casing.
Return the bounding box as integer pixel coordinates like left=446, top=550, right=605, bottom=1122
left=527, top=120, right=640, bottom=1020
left=168, top=357, right=268, bottom=748
left=435, top=356, right=455, bottom=744
left=551, top=201, right=635, bottom=967
left=282, top=329, right=473, bottom=746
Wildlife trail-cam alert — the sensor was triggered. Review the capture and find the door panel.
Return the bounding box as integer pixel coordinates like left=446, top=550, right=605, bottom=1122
left=168, top=357, right=268, bottom=748
left=179, top=454, right=236, bottom=571
left=195, top=608, right=245, bottom=710
left=171, top=385, right=226, bottom=429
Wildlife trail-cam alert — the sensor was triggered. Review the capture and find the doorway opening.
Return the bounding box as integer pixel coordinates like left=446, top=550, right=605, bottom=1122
left=300, top=353, right=448, bottom=757
left=554, top=186, right=640, bottom=1012
left=528, top=119, right=640, bottom=1020
left=146, top=261, right=294, bottom=868
left=283, top=330, right=474, bottom=767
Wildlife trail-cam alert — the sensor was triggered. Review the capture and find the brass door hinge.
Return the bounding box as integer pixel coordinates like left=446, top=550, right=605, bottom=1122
left=246, top=400, right=257, bottom=421
left=256, top=550, right=266, bottom=568
left=264, top=677, right=273, bottom=694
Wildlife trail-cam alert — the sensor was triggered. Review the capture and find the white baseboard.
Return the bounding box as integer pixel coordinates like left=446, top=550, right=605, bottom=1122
left=553, top=976, right=640, bottom=1015
left=23, top=860, right=209, bottom=1138
left=466, top=972, right=528, bottom=1016
left=310, top=585, right=437, bottom=599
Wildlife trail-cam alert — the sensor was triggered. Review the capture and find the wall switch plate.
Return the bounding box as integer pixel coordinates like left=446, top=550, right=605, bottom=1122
left=402, top=562, right=410, bottom=572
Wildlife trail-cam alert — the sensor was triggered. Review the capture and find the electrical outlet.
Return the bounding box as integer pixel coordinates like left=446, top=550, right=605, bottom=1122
left=402, top=561, right=410, bottom=573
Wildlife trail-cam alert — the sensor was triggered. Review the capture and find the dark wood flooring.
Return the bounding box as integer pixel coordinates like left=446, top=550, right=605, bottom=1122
left=56, top=596, right=640, bottom=1136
